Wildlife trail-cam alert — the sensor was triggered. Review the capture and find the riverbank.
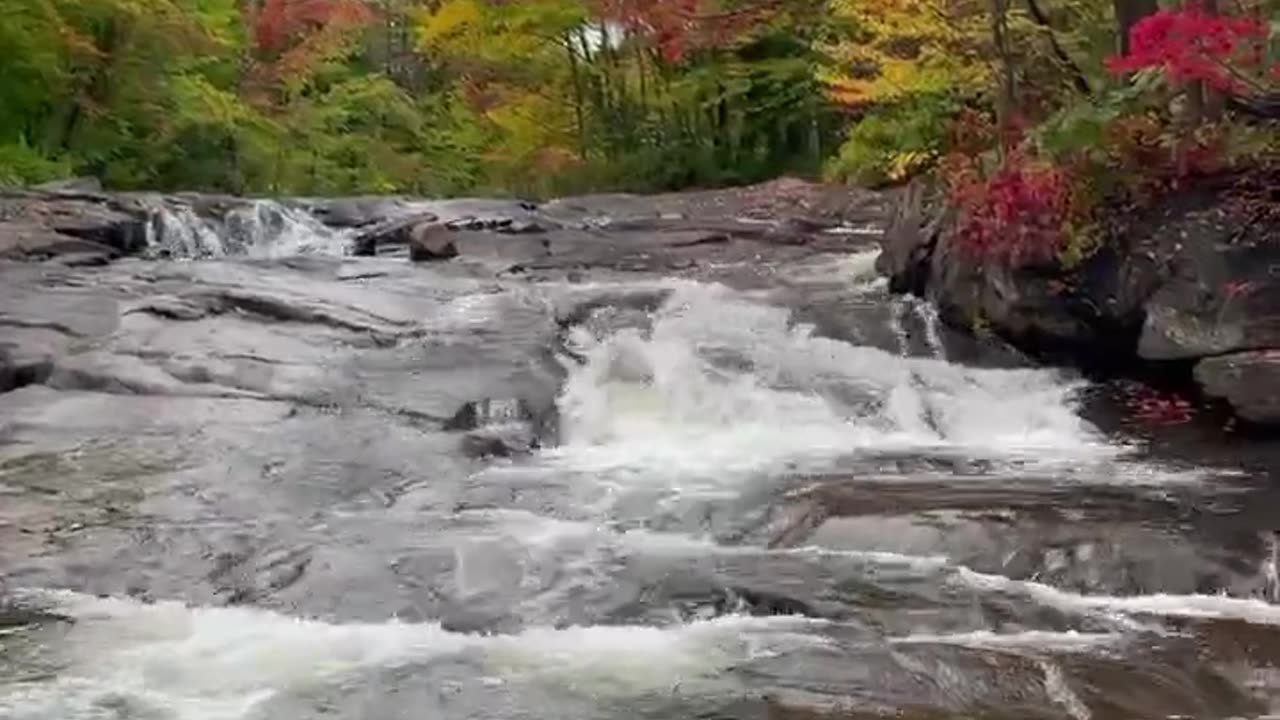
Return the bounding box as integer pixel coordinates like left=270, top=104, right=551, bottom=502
left=877, top=166, right=1280, bottom=427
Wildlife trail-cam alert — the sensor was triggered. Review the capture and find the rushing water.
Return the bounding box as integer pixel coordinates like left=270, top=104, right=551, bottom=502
left=1, top=200, right=1278, bottom=720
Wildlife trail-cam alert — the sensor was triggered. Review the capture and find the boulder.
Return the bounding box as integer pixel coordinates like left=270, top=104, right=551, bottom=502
left=0, top=193, right=149, bottom=260
left=1137, top=240, right=1280, bottom=360
left=304, top=196, right=410, bottom=228
left=0, top=222, right=120, bottom=261
left=408, top=222, right=458, bottom=262
left=350, top=212, right=438, bottom=256
left=1195, top=351, right=1280, bottom=424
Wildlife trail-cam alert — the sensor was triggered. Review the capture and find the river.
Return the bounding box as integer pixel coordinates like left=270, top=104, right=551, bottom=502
left=1, top=186, right=1279, bottom=719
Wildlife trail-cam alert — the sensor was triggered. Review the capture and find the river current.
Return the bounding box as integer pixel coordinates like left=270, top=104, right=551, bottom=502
left=1, top=194, right=1278, bottom=720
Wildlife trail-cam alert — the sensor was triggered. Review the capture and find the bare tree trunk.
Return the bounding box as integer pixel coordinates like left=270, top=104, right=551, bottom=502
left=1113, top=0, right=1157, bottom=54
left=1024, top=0, right=1090, bottom=94
left=564, top=35, right=587, bottom=158
left=990, top=0, right=1016, bottom=160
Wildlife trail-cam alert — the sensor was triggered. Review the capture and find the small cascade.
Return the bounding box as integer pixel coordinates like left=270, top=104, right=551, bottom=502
left=147, top=204, right=225, bottom=259
left=887, top=299, right=910, bottom=356
left=885, top=296, right=947, bottom=359
left=552, top=282, right=1109, bottom=477
left=223, top=201, right=350, bottom=257
left=143, top=199, right=350, bottom=259
left=1265, top=531, right=1279, bottom=603
left=912, top=297, right=946, bottom=359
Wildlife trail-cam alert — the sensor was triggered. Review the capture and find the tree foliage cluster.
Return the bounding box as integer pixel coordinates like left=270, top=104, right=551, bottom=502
left=937, top=0, right=1280, bottom=268
left=0, top=0, right=1277, bottom=201
left=0, top=0, right=839, bottom=194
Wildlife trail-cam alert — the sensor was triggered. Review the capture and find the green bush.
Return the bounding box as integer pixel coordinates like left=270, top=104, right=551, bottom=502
left=0, top=141, right=72, bottom=188
left=824, top=93, right=958, bottom=187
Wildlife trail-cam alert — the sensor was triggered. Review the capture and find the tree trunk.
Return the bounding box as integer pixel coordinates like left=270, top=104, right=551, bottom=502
left=564, top=35, right=588, bottom=158
left=1113, top=0, right=1157, bottom=54
left=990, top=0, right=1016, bottom=159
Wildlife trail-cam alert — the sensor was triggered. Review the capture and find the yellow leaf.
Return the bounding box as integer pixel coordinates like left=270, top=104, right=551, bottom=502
left=418, top=0, right=481, bottom=47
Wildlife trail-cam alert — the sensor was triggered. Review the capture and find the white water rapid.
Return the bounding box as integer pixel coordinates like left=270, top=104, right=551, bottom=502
left=1, top=207, right=1273, bottom=720
left=146, top=200, right=351, bottom=258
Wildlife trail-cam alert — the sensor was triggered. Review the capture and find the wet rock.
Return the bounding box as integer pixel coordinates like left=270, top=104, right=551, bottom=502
left=763, top=216, right=826, bottom=245
left=438, top=603, right=523, bottom=635
left=1195, top=351, right=1280, bottom=424
left=448, top=397, right=555, bottom=455
left=459, top=426, right=537, bottom=458
left=0, top=223, right=120, bottom=260
left=303, top=196, right=409, bottom=228
left=874, top=183, right=943, bottom=296
left=0, top=193, right=149, bottom=260
left=0, top=349, right=53, bottom=394
left=54, top=251, right=115, bottom=267
left=445, top=398, right=525, bottom=431
left=499, top=220, right=546, bottom=234
left=408, top=223, right=459, bottom=262
left=350, top=212, right=438, bottom=256
left=0, top=605, right=73, bottom=628
left=1137, top=240, right=1280, bottom=360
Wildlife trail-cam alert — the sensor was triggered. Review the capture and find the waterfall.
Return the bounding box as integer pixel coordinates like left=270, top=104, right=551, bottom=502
left=145, top=199, right=351, bottom=259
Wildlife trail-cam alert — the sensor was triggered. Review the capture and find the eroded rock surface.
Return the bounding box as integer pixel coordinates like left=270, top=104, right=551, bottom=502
left=5, top=178, right=1280, bottom=720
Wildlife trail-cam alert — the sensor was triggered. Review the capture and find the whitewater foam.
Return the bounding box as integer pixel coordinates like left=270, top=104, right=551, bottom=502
left=955, top=566, right=1280, bottom=627
left=891, top=629, right=1119, bottom=652
left=549, top=282, right=1116, bottom=479
left=146, top=200, right=350, bottom=259
left=0, top=590, right=827, bottom=720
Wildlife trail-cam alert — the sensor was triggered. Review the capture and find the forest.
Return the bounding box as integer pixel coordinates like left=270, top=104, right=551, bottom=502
left=1, top=0, right=1278, bottom=209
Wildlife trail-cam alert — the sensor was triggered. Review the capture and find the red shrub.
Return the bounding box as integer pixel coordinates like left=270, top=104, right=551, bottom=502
left=943, top=152, right=1072, bottom=266
left=1105, top=8, right=1270, bottom=91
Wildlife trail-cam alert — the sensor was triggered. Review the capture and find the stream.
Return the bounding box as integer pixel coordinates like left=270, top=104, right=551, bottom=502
left=2, top=187, right=1280, bottom=720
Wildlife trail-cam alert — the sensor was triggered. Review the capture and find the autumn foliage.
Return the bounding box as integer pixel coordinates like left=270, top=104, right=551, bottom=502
left=1, top=0, right=1276, bottom=198
left=252, top=0, right=375, bottom=85
left=1104, top=8, right=1271, bottom=91
left=943, top=151, right=1073, bottom=266
left=594, top=0, right=785, bottom=62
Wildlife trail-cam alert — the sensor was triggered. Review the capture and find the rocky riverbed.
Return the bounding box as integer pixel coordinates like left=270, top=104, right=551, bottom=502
left=2, top=179, right=1280, bottom=720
